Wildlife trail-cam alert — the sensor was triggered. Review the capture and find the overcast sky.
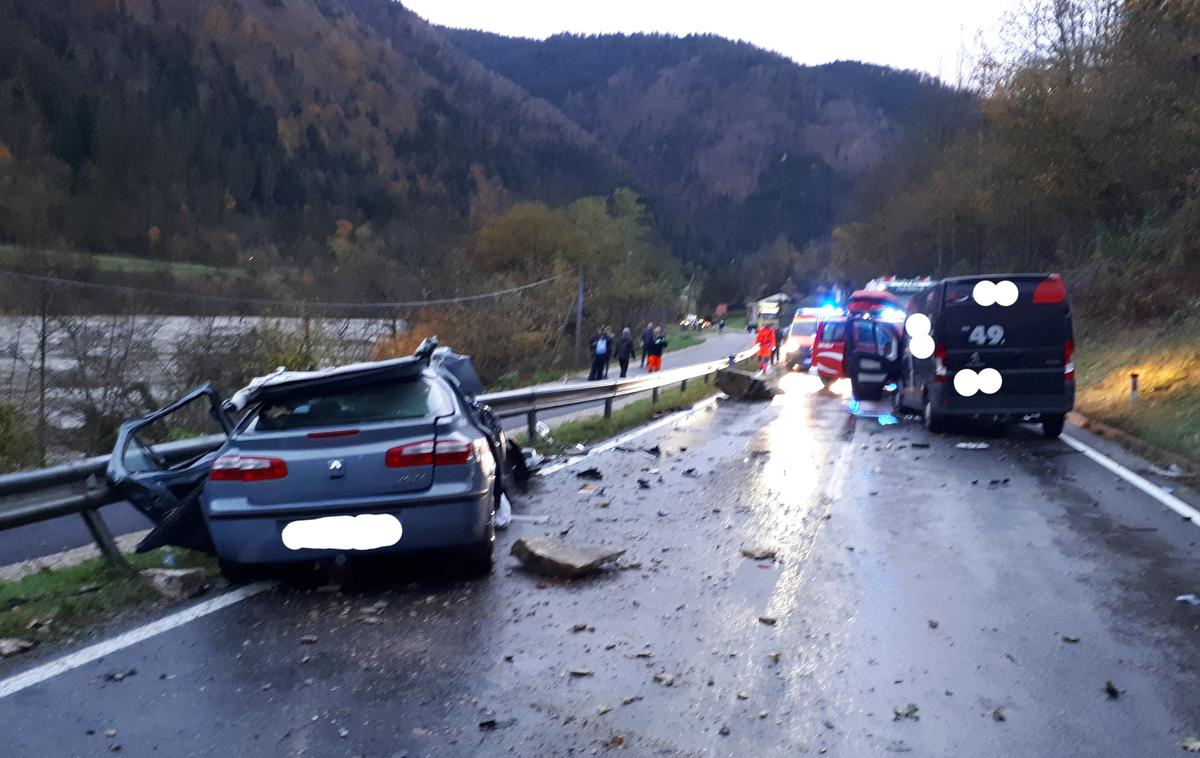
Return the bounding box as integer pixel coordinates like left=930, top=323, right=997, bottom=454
left=403, top=0, right=1016, bottom=82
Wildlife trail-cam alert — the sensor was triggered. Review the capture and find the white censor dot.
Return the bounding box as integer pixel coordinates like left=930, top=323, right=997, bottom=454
left=994, top=280, right=1019, bottom=307
left=973, top=279, right=1018, bottom=307
left=281, top=513, right=402, bottom=551
left=953, top=369, right=980, bottom=397
left=905, top=313, right=934, bottom=359
left=978, top=367, right=1003, bottom=394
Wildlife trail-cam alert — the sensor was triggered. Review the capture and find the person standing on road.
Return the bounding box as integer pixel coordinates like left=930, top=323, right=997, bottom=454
left=588, top=328, right=612, bottom=381
left=755, top=323, right=776, bottom=374
left=640, top=322, right=655, bottom=368
left=616, top=326, right=637, bottom=378
left=646, top=326, right=668, bottom=373
left=717, top=319, right=725, bottom=334
left=771, top=324, right=784, bottom=365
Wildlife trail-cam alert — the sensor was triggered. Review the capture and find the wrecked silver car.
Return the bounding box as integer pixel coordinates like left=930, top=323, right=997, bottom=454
left=106, top=339, right=516, bottom=579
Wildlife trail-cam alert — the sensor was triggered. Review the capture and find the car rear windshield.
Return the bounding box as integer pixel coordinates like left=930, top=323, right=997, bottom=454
left=790, top=320, right=818, bottom=337
left=941, top=278, right=1070, bottom=349
left=253, top=379, right=452, bottom=431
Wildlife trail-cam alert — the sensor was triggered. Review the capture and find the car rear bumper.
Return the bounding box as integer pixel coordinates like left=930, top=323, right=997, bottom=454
left=932, top=386, right=1074, bottom=418
left=206, top=492, right=492, bottom=565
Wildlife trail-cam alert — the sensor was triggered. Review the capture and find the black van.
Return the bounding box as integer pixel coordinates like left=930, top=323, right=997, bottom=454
left=893, top=274, right=1075, bottom=438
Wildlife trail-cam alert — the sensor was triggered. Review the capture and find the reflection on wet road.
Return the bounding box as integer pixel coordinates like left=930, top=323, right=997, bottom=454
left=3, top=370, right=1199, bottom=757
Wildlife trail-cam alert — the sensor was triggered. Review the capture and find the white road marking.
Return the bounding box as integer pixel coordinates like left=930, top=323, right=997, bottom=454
left=1061, top=433, right=1200, bottom=525
left=0, top=581, right=272, bottom=700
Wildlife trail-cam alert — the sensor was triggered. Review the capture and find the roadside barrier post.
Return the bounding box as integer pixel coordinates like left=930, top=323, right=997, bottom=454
left=604, top=397, right=613, bottom=419
left=80, top=508, right=132, bottom=572
left=1131, top=373, right=1139, bottom=405
left=681, top=379, right=688, bottom=393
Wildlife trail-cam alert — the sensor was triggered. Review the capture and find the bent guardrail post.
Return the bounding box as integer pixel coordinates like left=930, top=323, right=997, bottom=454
left=80, top=507, right=131, bottom=572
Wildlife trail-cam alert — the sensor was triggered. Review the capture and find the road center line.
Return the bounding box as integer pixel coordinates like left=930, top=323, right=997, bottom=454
left=1061, top=433, right=1200, bottom=525
left=0, top=581, right=272, bottom=700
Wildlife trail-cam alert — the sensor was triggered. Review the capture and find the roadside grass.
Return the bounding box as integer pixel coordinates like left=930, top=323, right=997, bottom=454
left=516, top=379, right=722, bottom=455
left=0, top=548, right=217, bottom=644
left=0, top=243, right=247, bottom=279
left=1075, top=321, right=1200, bottom=467
left=663, top=328, right=705, bottom=353
left=722, top=314, right=748, bottom=332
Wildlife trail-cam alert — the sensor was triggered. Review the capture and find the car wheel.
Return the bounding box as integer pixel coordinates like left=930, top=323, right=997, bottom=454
left=923, top=397, right=947, bottom=434
left=1042, top=414, right=1066, bottom=439
left=892, top=385, right=907, bottom=414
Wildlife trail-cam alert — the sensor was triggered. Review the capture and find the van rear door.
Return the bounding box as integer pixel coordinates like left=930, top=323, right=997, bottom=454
left=938, top=275, right=1073, bottom=405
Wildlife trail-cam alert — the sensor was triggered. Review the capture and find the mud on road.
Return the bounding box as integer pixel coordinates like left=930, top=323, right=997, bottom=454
left=2, top=371, right=1199, bottom=757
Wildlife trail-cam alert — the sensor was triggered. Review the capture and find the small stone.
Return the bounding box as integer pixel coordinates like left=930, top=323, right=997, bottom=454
left=597, top=705, right=611, bottom=715
left=652, top=673, right=675, bottom=686
left=927, top=619, right=939, bottom=629
left=736, top=692, right=749, bottom=700
left=992, top=707, right=1006, bottom=722
left=769, top=651, right=782, bottom=663
left=338, top=728, right=350, bottom=738
left=759, top=710, right=769, bottom=719
left=569, top=669, right=594, bottom=677
left=758, top=616, right=777, bottom=626
left=0, top=638, right=36, bottom=657
left=622, top=695, right=642, bottom=705
left=718, top=724, right=731, bottom=736
left=300, top=635, right=319, bottom=644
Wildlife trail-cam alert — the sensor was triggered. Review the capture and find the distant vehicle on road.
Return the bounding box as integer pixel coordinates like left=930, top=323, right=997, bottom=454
left=864, top=276, right=936, bottom=310
left=107, top=339, right=512, bottom=580
left=783, top=310, right=821, bottom=370
left=893, top=274, right=1075, bottom=437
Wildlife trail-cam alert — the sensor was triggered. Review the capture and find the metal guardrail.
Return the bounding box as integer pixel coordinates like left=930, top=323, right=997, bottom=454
left=0, top=347, right=754, bottom=568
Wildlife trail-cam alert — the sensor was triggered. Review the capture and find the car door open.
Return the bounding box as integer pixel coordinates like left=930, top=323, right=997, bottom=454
left=106, top=385, right=232, bottom=553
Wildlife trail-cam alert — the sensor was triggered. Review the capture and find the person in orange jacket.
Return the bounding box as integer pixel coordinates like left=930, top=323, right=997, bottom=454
left=755, top=323, right=776, bottom=373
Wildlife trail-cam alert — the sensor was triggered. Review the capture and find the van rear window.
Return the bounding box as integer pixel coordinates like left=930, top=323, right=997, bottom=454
left=254, top=380, right=451, bottom=431
left=941, top=278, right=1070, bottom=350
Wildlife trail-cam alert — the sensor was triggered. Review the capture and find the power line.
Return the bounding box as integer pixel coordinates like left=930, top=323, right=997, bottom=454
left=0, top=270, right=563, bottom=311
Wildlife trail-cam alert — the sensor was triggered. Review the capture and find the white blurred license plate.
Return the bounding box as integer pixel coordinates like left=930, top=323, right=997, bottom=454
left=859, top=359, right=881, bottom=370
left=281, top=513, right=402, bottom=551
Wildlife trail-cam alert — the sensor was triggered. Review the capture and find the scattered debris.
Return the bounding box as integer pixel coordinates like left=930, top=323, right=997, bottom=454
left=956, top=442, right=990, bottom=450
left=511, top=537, right=625, bottom=578
left=597, top=705, right=611, bottom=715
left=578, top=483, right=597, bottom=495
left=740, top=545, right=777, bottom=560
left=992, top=707, right=1006, bottom=722
left=105, top=729, right=117, bottom=738
left=637, top=479, right=651, bottom=489
left=683, top=468, right=700, bottom=478
left=1062, top=634, right=1080, bottom=643
left=715, top=368, right=780, bottom=401
left=718, top=724, right=731, bottom=736
left=892, top=703, right=920, bottom=721
left=652, top=673, right=676, bottom=686
left=769, top=651, right=782, bottom=664
left=927, top=619, right=939, bottom=629
left=570, top=623, right=593, bottom=633
left=102, top=669, right=137, bottom=683
left=1150, top=463, right=1184, bottom=478
left=911, top=442, right=931, bottom=449
left=1180, top=737, right=1200, bottom=752
left=758, top=710, right=769, bottom=719
left=644, top=445, right=662, bottom=457
left=622, top=695, right=642, bottom=705
left=1104, top=680, right=1121, bottom=699
left=478, top=717, right=515, bottom=731
left=0, top=638, right=35, bottom=657
left=736, top=691, right=749, bottom=700
left=299, top=635, right=319, bottom=644
left=602, top=734, right=625, bottom=748
left=594, top=500, right=611, bottom=509
left=139, top=568, right=208, bottom=601
left=758, top=615, right=777, bottom=626
left=577, top=468, right=603, bottom=481
left=1175, top=594, right=1200, bottom=606
left=885, top=740, right=913, bottom=753
left=569, top=669, right=594, bottom=677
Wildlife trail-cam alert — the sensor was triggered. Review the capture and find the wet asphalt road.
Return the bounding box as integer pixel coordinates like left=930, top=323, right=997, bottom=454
left=0, top=332, right=750, bottom=567
left=2, top=371, right=1199, bottom=756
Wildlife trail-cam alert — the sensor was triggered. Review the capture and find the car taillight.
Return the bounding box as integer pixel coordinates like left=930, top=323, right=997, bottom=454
left=1064, top=339, right=1075, bottom=381
left=1032, top=274, right=1068, bottom=304
left=210, top=455, right=288, bottom=482
left=934, top=342, right=948, bottom=382
left=386, top=437, right=476, bottom=467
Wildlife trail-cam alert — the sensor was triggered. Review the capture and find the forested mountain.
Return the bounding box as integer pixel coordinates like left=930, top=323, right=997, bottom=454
left=0, top=0, right=968, bottom=303
left=0, top=0, right=623, bottom=280
left=444, top=30, right=975, bottom=268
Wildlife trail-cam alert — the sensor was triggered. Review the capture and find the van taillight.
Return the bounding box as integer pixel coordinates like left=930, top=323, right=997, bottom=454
left=386, top=437, right=475, bottom=467
left=1064, top=339, right=1075, bottom=381
left=1032, top=275, right=1068, bottom=304
left=934, top=342, right=948, bottom=382
left=210, top=455, right=288, bottom=482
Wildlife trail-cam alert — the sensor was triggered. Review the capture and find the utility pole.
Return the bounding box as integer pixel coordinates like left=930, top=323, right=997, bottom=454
left=573, top=272, right=584, bottom=364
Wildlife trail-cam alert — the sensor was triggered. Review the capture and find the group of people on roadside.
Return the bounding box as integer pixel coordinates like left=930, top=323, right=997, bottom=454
left=589, top=322, right=669, bottom=380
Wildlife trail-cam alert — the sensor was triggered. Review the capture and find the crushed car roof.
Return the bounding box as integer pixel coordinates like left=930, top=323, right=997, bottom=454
left=225, top=356, right=427, bottom=411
